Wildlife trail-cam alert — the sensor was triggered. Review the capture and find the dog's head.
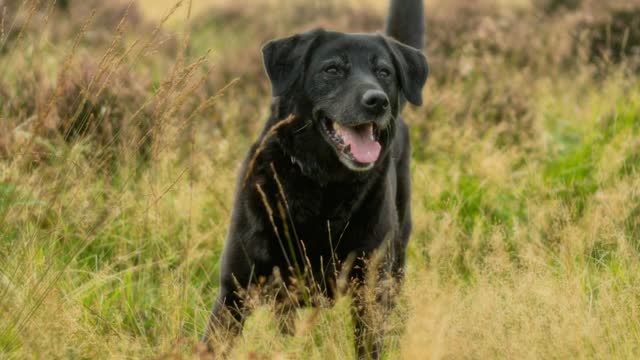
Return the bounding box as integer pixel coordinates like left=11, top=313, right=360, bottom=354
left=262, top=29, right=428, bottom=176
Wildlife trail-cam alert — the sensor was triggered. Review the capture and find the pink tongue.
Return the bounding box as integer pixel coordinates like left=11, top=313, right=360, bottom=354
left=337, top=124, right=381, bottom=164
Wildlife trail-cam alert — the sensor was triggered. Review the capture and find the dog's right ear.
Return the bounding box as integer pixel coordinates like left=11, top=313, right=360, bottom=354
left=262, top=29, right=323, bottom=97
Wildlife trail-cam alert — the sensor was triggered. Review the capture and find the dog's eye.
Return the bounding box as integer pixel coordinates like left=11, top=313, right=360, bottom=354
left=324, top=65, right=340, bottom=75
left=377, top=68, right=391, bottom=79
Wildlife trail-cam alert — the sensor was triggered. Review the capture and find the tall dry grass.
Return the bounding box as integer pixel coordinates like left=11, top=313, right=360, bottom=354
left=1, top=0, right=640, bottom=358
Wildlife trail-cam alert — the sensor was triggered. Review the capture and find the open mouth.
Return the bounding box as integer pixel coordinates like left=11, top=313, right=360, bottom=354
left=319, top=113, right=382, bottom=171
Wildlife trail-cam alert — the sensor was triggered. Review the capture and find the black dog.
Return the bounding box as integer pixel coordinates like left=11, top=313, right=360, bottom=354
left=204, top=0, right=427, bottom=358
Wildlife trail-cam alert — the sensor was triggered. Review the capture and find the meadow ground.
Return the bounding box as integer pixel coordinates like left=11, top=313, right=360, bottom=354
left=1, top=0, right=640, bottom=358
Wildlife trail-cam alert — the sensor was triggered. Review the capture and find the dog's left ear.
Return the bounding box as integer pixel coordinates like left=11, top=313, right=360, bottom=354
left=382, top=36, right=429, bottom=106
left=262, top=29, right=324, bottom=97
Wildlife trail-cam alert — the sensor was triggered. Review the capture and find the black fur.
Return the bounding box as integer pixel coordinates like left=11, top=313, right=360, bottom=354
left=204, top=1, right=427, bottom=358
left=385, top=0, right=425, bottom=50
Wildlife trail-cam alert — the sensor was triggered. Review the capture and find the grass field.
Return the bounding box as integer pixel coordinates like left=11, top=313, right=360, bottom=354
left=1, top=0, right=640, bottom=358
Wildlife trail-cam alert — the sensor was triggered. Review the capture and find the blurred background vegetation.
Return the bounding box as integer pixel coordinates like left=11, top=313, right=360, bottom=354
left=0, top=0, right=639, bottom=358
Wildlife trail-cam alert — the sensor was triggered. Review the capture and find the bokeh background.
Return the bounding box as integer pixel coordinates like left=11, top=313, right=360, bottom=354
left=1, top=0, right=639, bottom=358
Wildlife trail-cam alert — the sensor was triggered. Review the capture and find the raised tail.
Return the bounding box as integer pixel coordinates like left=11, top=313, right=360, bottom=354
left=385, top=0, right=425, bottom=51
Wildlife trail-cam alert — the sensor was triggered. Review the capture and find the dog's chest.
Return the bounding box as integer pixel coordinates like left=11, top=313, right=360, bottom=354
left=270, top=176, right=385, bottom=249
left=252, top=152, right=394, bottom=266
left=288, top=186, right=359, bottom=221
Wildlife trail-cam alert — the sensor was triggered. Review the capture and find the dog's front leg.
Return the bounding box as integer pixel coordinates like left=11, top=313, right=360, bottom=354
left=203, top=286, right=250, bottom=357
left=350, top=256, right=397, bottom=360
left=352, top=291, right=383, bottom=359
left=352, top=282, right=397, bottom=360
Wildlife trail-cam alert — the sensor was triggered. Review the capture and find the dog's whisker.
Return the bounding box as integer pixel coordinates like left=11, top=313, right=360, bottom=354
left=293, top=120, right=312, bottom=133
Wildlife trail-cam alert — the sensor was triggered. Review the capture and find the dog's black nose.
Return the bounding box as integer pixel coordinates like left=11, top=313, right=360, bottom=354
left=361, top=90, right=389, bottom=114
